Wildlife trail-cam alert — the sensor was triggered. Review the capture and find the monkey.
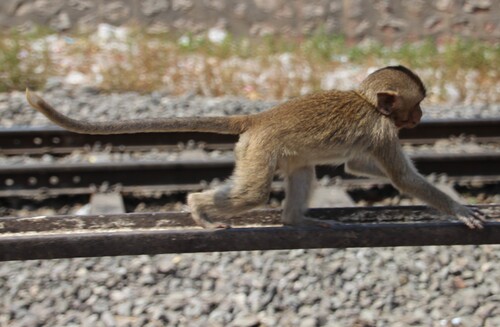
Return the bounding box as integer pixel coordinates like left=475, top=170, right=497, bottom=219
left=26, top=65, right=486, bottom=229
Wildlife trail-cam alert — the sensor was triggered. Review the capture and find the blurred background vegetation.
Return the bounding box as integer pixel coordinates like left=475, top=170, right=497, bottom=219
left=1, top=27, right=499, bottom=103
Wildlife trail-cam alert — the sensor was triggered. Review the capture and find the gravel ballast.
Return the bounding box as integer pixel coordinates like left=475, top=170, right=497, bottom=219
left=0, top=246, right=500, bottom=326
left=1, top=247, right=498, bottom=327
left=1, top=86, right=499, bottom=326
left=2, top=84, right=500, bottom=128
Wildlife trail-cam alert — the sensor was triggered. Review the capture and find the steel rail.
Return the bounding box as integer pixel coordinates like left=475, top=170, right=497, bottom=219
left=1, top=153, right=499, bottom=197
left=1, top=205, right=499, bottom=261
left=1, top=118, right=499, bottom=155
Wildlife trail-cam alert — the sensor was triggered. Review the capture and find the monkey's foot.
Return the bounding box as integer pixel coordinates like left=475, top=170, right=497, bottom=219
left=193, top=216, right=231, bottom=229
left=191, top=212, right=231, bottom=229
left=187, top=193, right=231, bottom=229
left=202, top=221, right=232, bottom=229
left=455, top=206, right=487, bottom=229
left=190, top=208, right=231, bottom=229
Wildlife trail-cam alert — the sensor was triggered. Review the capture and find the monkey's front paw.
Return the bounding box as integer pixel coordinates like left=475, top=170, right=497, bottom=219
left=453, top=205, right=487, bottom=229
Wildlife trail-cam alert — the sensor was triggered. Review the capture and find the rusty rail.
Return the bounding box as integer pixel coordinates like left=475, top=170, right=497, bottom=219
left=1, top=205, right=499, bottom=261
left=1, top=118, right=499, bottom=155
left=1, top=153, right=499, bottom=197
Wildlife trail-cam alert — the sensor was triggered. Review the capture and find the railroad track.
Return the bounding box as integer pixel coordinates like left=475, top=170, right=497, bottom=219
left=0, top=153, right=499, bottom=197
left=2, top=206, right=499, bottom=261
left=1, top=118, right=500, bottom=155
left=1, top=118, right=499, bottom=198
left=1, top=119, right=499, bottom=256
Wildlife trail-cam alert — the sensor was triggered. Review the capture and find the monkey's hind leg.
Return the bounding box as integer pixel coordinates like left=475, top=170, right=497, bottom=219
left=282, top=166, right=315, bottom=226
left=282, top=166, right=340, bottom=228
left=187, top=151, right=277, bottom=229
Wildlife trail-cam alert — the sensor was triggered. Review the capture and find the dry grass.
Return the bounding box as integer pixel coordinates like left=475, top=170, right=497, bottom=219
left=0, top=29, right=53, bottom=92
left=1, top=28, right=499, bottom=103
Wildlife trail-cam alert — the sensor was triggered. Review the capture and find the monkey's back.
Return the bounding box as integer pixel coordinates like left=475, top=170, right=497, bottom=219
left=249, top=90, right=393, bottom=155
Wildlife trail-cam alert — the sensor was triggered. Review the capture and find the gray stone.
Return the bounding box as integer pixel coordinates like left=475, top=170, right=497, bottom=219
left=300, top=316, right=318, bottom=327
left=0, top=0, right=498, bottom=43
left=68, top=0, right=95, bottom=11
left=141, top=0, right=169, bottom=16
left=50, top=11, right=71, bottom=31
left=115, top=302, right=132, bottom=316
left=101, top=311, right=116, bottom=327
left=464, top=0, right=492, bottom=13
left=89, top=192, right=126, bottom=215
left=164, top=292, right=188, bottom=311
left=35, top=0, right=65, bottom=16
left=171, top=0, right=193, bottom=11
left=435, top=0, right=453, bottom=11
left=232, top=313, right=260, bottom=327
left=103, top=2, right=131, bottom=23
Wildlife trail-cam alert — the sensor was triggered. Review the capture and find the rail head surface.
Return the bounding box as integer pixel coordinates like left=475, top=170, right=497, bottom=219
left=1, top=205, right=499, bottom=261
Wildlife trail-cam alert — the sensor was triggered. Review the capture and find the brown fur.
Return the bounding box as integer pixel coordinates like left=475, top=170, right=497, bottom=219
left=26, top=65, right=486, bottom=229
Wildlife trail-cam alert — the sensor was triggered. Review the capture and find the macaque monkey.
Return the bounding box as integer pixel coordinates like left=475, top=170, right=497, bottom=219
left=26, top=65, right=486, bottom=229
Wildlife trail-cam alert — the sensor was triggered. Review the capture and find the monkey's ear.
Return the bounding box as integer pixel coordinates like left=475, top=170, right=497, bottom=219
left=376, top=91, right=399, bottom=116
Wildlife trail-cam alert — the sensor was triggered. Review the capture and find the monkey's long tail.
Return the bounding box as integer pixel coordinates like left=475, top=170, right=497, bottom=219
left=26, top=89, right=250, bottom=135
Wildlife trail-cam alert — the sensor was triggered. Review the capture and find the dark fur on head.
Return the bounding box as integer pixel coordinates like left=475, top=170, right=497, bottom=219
left=380, top=65, right=427, bottom=97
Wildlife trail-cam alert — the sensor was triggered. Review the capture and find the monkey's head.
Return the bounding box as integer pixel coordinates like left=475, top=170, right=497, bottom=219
left=359, top=65, right=426, bottom=129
